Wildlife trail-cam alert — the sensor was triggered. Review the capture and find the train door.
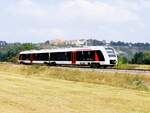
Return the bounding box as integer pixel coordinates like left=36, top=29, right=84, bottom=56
left=30, top=54, right=33, bottom=64
left=95, top=51, right=100, bottom=61
left=71, top=51, right=76, bottom=64
left=19, top=54, right=22, bottom=60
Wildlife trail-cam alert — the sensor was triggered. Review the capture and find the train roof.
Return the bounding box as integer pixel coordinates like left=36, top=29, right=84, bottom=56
left=20, top=46, right=113, bottom=54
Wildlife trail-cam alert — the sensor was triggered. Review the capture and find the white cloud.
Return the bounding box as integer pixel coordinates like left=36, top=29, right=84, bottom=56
left=112, top=0, right=150, bottom=10
left=1, top=0, right=149, bottom=42
left=18, top=0, right=33, bottom=6
left=142, top=0, right=150, bottom=8
left=30, top=28, right=64, bottom=38
left=10, top=0, right=48, bottom=17
left=9, top=0, right=139, bottom=23
left=55, top=0, right=139, bottom=23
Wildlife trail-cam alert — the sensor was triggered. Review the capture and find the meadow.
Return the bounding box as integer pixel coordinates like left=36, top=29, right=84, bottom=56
left=0, top=63, right=150, bottom=113
left=114, top=64, right=150, bottom=70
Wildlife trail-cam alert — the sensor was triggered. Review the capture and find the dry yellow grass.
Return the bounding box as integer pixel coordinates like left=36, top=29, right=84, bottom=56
left=0, top=71, right=150, bottom=113
left=0, top=63, right=150, bottom=91
left=0, top=63, right=150, bottom=113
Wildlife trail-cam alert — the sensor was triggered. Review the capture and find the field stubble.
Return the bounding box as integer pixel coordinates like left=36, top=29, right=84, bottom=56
left=0, top=63, right=149, bottom=91
left=0, top=63, right=150, bottom=113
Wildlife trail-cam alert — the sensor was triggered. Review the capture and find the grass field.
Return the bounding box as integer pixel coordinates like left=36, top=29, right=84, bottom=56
left=0, top=63, right=149, bottom=91
left=0, top=63, right=150, bottom=113
left=114, top=64, right=150, bottom=70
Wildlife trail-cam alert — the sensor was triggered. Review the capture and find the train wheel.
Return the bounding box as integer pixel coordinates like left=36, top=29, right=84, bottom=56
left=100, top=65, right=107, bottom=69
left=90, top=63, right=100, bottom=68
left=52, top=62, right=56, bottom=66
left=96, top=64, right=100, bottom=68
left=90, top=63, right=94, bottom=68
left=48, top=62, right=56, bottom=66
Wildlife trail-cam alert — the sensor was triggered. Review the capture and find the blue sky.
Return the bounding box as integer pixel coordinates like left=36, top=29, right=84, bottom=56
left=0, top=0, right=150, bottom=43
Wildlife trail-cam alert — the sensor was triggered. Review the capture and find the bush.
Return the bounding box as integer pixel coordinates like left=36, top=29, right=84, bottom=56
left=7, top=56, right=18, bottom=63
left=118, top=56, right=128, bottom=64
left=132, top=52, right=150, bottom=64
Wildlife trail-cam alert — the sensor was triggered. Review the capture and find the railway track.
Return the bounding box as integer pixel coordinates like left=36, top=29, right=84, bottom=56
left=5, top=63, right=150, bottom=75
left=82, top=68, right=150, bottom=75
left=52, top=65, right=150, bottom=75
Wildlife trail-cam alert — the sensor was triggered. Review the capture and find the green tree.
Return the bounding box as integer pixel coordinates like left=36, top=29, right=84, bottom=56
left=0, top=43, right=36, bottom=62
left=143, top=52, right=150, bottom=64
left=21, top=43, right=34, bottom=51
left=118, top=56, right=128, bottom=64
left=132, top=52, right=150, bottom=64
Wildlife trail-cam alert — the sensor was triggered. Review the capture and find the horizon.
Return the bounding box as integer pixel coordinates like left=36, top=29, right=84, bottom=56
left=0, top=38, right=150, bottom=44
left=0, top=0, right=150, bottom=43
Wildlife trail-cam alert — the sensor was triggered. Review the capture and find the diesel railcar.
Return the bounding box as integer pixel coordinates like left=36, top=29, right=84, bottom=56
left=18, top=46, right=118, bottom=68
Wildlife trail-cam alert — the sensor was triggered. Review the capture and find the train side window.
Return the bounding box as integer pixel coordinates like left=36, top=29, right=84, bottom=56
left=37, top=54, right=41, bottom=60
left=37, top=53, right=49, bottom=61
left=66, top=52, right=71, bottom=61
left=43, top=53, right=49, bottom=61
left=83, top=51, right=91, bottom=61
left=77, top=51, right=93, bottom=61
left=37, top=53, right=42, bottom=61
left=32, top=54, right=37, bottom=61
left=57, top=52, right=66, bottom=61
left=50, top=52, right=66, bottom=61
left=76, top=51, right=83, bottom=61
left=50, top=53, right=55, bottom=61
left=22, top=54, right=26, bottom=60
left=62, top=52, right=66, bottom=61
left=22, top=54, right=30, bottom=60
left=25, top=54, right=30, bottom=60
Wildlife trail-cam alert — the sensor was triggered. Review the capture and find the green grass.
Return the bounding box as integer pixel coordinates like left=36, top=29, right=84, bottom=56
left=114, top=64, right=150, bottom=70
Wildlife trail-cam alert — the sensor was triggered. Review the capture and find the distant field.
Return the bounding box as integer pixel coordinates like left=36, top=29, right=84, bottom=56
left=0, top=63, right=150, bottom=113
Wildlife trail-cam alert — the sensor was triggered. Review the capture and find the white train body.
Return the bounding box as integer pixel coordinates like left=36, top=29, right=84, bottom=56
left=18, top=46, right=118, bottom=67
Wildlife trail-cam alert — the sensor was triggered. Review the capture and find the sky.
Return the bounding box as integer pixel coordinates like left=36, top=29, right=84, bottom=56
left=0, top=0, right=150, bottom=43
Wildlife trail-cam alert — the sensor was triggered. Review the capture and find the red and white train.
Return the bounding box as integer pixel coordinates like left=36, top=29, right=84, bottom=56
left=18, top=46, right=118, bottom=68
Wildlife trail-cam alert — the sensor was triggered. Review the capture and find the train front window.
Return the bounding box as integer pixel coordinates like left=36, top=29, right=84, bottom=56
left=107, top=51, right=114, bottom=54
left=105, top=48, right=113, bottom=51
left=21, top=54, right=30, bottom=60
left=19, top=54, right=22, bottom=60
left=109, top=55, right=116, bottom=57
left=105, top=48, right=116, bottom=57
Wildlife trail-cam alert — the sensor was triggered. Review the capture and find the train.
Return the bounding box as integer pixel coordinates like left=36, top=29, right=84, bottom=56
left=18, top=46, right=118, bottom=68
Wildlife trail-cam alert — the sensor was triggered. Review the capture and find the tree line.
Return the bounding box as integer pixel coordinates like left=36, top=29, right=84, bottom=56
left=0, top=41, right=150, bottom=65
left=110, top=41, right=150, bottom=48
left=0, top=43, right=35, bottom=62
left=119, top=52, right=150, bottom=65
left=131, top=52, right=150, bottom=64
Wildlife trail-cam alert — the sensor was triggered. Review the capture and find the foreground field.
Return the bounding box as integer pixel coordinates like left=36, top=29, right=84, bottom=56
left=0, top=63, right=150, bottom=113
left=0, top=71, right=150, bottom=113
left=0, top=63, right=150, bottom=91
